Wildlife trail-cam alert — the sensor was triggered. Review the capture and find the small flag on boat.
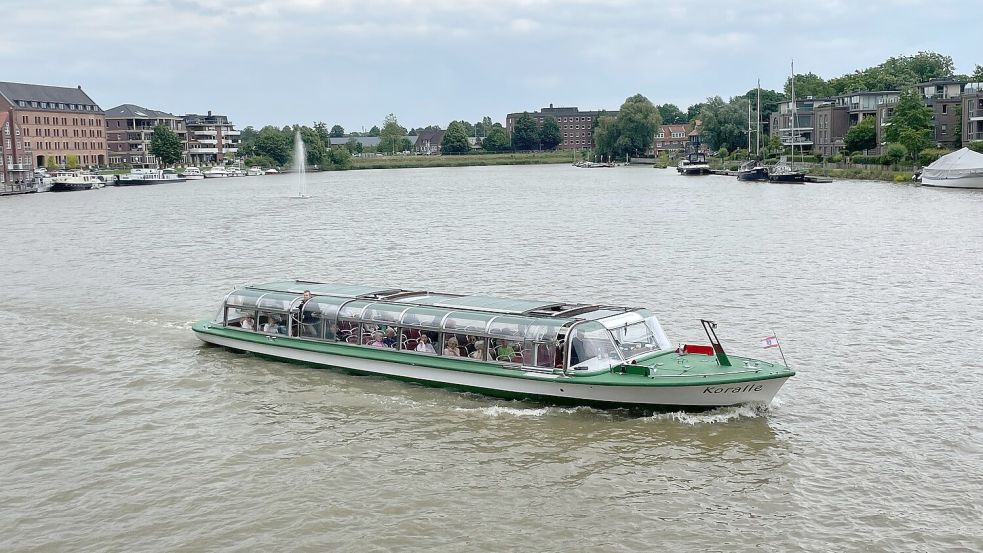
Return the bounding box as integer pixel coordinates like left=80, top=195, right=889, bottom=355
left=761, top=336, right=780, bottom=349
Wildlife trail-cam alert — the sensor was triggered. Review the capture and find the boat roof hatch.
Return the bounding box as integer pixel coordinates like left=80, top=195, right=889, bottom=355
left=431, top=295, right=555, bottom=314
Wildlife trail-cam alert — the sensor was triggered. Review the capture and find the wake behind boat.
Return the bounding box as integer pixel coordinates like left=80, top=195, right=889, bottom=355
left=192, top=280, right=794, bottom=409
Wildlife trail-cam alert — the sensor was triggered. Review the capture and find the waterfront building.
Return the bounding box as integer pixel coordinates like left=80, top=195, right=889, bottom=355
left=0, top=81, right=106, bottom=169
left=962, top=84, right=983, bottom=145
left=914, top=79, right=966, bottom=149
left=1, top=109, right=34, bottom=194
left=812, top=101, right=851, bottom=156
left=183, top=111, right=240, bottom=166
left=106, top=104, right=188, bottom=167
left=505, top=104, right=615, bottom=150
left=414, top=129, right=445, bottom=154
left=770, top=98, right=818, bottom=151
left=654, top=124, right=690, bottom=154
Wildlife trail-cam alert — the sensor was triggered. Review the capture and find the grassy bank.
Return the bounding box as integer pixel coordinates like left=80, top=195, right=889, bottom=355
left=350, top=151, right=577, bottom=170
left=806, top=166, right=915, bottom=182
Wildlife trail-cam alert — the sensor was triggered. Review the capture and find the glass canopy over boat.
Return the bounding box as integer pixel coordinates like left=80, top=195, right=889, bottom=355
left=216, top=280, right=673, bottom=374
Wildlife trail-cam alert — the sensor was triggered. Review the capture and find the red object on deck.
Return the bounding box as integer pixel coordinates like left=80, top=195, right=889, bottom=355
left=682, top=344, right=715, bottom=356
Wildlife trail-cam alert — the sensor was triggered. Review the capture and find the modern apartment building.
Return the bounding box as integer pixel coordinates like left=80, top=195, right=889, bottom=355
left=0, top=81, right=106, bottom=169
left=811, top=102, right=851, bottom=156
left=506, top=104, right=614, bottom=150
left=915, top=79, right=966, bottom=148
left=184, top=111, right=240, bottom=165
left=106, top=104, right=188, bottom=167
left=770, top=98, right=818, bottom=149
left=1, top=108, right=34, bottom=193
left=963, top=84, right=983, bottom=145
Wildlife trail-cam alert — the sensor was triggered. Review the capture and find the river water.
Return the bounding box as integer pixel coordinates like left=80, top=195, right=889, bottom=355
left=1, top=165, right=981, bottom=552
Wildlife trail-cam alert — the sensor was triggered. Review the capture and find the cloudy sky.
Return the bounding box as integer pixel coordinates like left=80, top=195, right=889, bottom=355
left=1, top=0, right=977, bottom=130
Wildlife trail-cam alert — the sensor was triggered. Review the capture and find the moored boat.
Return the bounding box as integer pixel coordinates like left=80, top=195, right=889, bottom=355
left=227, top=166, right=246, bottom=177
left=767, top=158, right=805, bottom=183
left=247, top=167, right=264, bottom=176
left=49, top=171, right=100, bottom=191
left=181, top=167, right=205, bottom=180
left=920, top=147, right=983, bottom=189
left=192, top=280, right=794, bottom=409
left=677, top=151, right=710, bottom=175
left=737, top=160, right=769, bottom=181
left=115, top=168, right=187, bottom=186
left=264, top=168, right=279, bottom=175
left=204, top=166, right=228, bottom=178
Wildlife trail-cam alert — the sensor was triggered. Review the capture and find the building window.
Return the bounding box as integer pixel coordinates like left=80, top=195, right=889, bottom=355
left=941, top=124, right=947, bottom=135
left=942, top=104, right=948, bottom=115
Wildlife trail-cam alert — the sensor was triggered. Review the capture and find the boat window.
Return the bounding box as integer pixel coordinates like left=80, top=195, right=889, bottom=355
left=402, top=328, right=438, bottom=355
left=256, top=292, right=301, bottom=311
left=258, top=311, right=287, bottom=335
left=364, top=324, right=400, bottom=349
left=568, top=322, right=623, bottom=372
left=608, top=310, right=671, bottom=359
left=442, top=311, right=496, bottom=334
left=362, top=303, right=408, bottom=324
left=303, top=297, right=345, bottom=340
left=223, top=306, right=256, bottom=328
left=337, top=300, right=372, bottom=320
left=399, top=306, right=447, bottom=329
left=225, top=288, right=268, bottom=309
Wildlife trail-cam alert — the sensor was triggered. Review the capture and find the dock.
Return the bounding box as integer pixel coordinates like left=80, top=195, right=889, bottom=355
left=709, top=169, right=833, bottom=183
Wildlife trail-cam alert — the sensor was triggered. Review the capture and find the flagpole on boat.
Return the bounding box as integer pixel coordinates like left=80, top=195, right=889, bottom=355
left=773, top=330, right=790, bottom=368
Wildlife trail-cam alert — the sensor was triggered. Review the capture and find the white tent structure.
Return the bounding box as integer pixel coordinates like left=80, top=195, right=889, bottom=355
left=921, top=147, right=983, bottom=189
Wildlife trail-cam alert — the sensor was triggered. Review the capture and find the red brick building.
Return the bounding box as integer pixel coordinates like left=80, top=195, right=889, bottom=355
left=1, top=109, right=34, bottom=193
left=506, top=104, right=616, bottom=150
left=0, top=81, right=106, bottom=169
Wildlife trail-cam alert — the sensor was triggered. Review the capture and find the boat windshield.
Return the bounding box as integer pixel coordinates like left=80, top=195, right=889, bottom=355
left=608, top=312, right=672, bottom=359
left=568, top=322, right=623, bottom=372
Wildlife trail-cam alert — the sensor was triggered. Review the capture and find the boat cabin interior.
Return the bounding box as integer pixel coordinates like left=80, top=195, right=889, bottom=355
left=215, top=280, right=673, bottom=375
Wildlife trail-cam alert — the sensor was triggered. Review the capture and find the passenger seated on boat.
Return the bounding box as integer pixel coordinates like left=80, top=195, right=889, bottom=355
left=495, top=340, right=516, bottom=361
left=240, top=316, right=255, bottom=330
left=368, top=331, right=388, bottom=348
left=383, top=327, right=399, bottom=348
left=262, top=318, right=281, bottom=334
left=469, top=340, right=488, bottom=361
left=443, top=337, right=461, bottom=357
left=414, top=334, right=435, bottom=354
left=328, top=323, right=342, bottom=341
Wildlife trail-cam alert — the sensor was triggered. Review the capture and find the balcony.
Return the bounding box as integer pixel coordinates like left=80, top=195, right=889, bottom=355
left=222, top=147, right=238, bottom=153
left=7, top=163, right=29, bottom=171
left=194, top=130, right=217, bottom=137
left=969, top=132, right=983, bottom=141
left=196, top=139, right=218, bottom=145
left=191, top=147, right=218, bottom=154
left=970, top=108, right=983, bottom=121
left=223, top=130, right=241, bottom=136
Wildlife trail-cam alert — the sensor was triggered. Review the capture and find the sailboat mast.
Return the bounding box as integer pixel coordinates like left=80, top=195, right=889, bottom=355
left=756, top=79, right=761, bottom=158
left=790, top=60, right=796, bottom=165
left=748, top=99, right=752, bottom=155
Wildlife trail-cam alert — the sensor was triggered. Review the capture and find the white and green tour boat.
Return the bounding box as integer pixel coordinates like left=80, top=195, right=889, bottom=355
left=192, top=280, right=794, bottom=409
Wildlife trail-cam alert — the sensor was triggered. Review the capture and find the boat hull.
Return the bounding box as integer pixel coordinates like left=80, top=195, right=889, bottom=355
left=50, top=182, right=92, bottom=192
left=678, top=166, right=711, bottom=175
left=193, top=325, right=789, bottom=409
left=768, top=173, right=805, bottom=183
left=921, top=175, right=983, bottom=189
left=737, top=169, right=769, bottom=181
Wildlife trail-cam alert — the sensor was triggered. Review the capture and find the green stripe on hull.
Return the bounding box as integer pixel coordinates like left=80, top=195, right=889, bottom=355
left=193, top=321, right=793, bottom=389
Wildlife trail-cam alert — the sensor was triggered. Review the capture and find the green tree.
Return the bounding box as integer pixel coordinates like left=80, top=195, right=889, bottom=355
left=884, top=88, right=934, bottom=159
left=254, top=126, right=290, bottom=166
left=46, top=157, right=58, bottom=170
left=378, top=113, right=407, bottom=154
left=66, top=154, right=80, bottom=169
left=368, top=125, right=381, bottom=137
left=327, top=147, right=352, bottom=169
left=298, top=126, right=326, bottom=167
left=657, top=104, right=686, bottom=124
left=697, top=96, right=749, bottom=152
left=610, top=94, right=661, bottom=156
left=441, top=121, right=471, bottom=154
left=844, top=116, right=877, bottom=153
left=686, top=103, right=705, bottom=121
left=346, top=137, right=363, bottom=154
left=238, top=126, right=258, bottom=157
left=329, top=124, right=345, bottom=138
left=742, top=88, right=785, bottom=134
left=539, top=116, right=562, bottom=150
left=244, top=155, right=275, bottom=168
left=884, top=143, right=907, bottom=165
left=592, top=116, right=618, bottom=158
left=512, top=113, right=540, bottom=150
left=972, top=65, right=983, bottom=82
left=482, top=126, right=510, bottom=152
left=149, top=124, right=184, bottom=167
left=784, top=72, right=833, bottom=99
